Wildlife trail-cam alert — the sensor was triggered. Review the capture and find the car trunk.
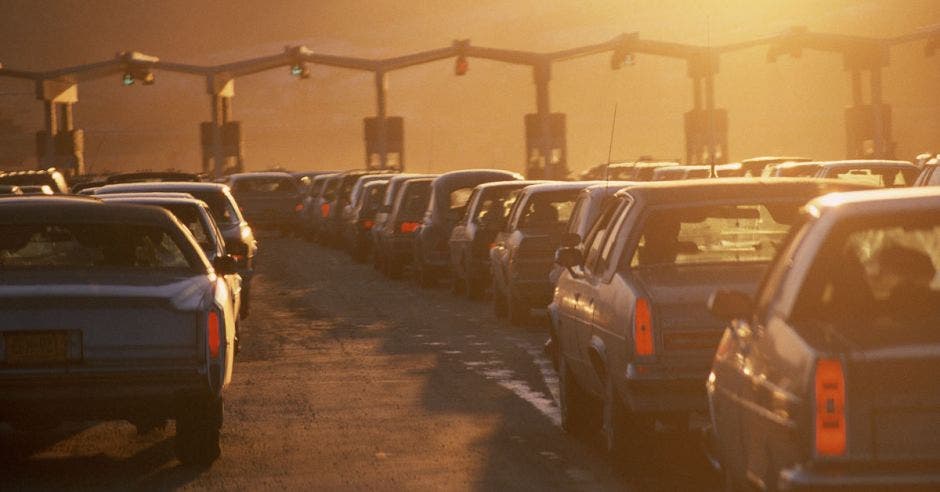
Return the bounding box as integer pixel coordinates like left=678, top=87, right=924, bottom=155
left=0, top=273, right=207, bottom=373
left=634, top=263, right=766, bottom=358
left=234, top=192, right=300, bottom=225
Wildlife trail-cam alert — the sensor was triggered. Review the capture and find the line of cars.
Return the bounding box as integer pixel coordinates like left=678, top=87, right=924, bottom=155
left=0, top=169, right=322, bottom=466
left=306, top=156, right=940, bottom=490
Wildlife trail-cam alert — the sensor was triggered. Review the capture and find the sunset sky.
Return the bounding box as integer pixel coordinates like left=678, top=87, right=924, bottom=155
left=1, top=0, right=938, bottom=174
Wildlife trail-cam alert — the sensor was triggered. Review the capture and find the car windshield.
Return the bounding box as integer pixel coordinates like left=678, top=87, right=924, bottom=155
left=0, top=223, right=196, bottom=271
left=631, top=201, right=800, bottom=267
left=791, top=214, right=940, bottom=349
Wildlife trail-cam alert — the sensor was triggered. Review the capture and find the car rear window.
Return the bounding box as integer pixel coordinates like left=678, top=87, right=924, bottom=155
left=517, top=190, right=579, bottom=230
left=823, top=166, right=918, bottom=187
left=233, top=177, right=297, bottom=193
left=791, top=214, right=940, bottom=348
left=630, top=202, right=800, bottom=267
left=0, top=223, right=197, bottom=271
left=188, top=191, right=241, bottom=226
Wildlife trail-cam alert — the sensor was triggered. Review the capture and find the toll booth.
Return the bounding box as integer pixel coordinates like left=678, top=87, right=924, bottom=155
left=364, top=116, right=404, bottom=171
left=684, top=108, right=728, bottom=165
left=35, top=129, right=84, bottom=177
left=524, top=113, right=567, bottom=179
left=845, top=104, right=895, bottom=158
left=200, top=121, right=244, bottom=175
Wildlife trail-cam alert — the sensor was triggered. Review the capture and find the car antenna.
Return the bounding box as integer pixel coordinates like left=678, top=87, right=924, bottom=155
left=605, top=102, right=618, bottom=193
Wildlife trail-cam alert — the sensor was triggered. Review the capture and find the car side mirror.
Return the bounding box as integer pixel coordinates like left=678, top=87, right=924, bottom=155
left=555, top=246, right=583, bottom=278
left=561, top=232, right=581, bottom=248
left=707, top=290, right=752, bottom=320
left=213, top=254, right=239, bottom=275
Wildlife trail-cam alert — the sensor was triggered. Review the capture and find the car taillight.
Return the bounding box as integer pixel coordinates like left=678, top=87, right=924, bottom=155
left=294, top=202, right=304, bottom=213
left=208, top=310, right=221, bottom=359
left=633, top=298, right=654, bottom=356
left=400, top=221, right=419, bottom=234
left=321, top=203, right=330, bottom=218
left=815, top=358, right=846, bottom=456
left=361, top=219, right=375, bottom=230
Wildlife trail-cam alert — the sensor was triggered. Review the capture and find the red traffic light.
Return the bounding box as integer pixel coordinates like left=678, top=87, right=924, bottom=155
left=455, top=55, right=469, bottom=76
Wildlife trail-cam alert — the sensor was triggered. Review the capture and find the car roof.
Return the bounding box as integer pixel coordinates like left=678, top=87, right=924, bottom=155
left=741, top=156, right=812, bottom=165
left=98, top=196, right=208, bottom=208
left=0, top=195, right=175, bottom=225
left=95, top=182, right=230, bottom=194
left=105, top=171, right=200, bottom=184
left=473, top=180, right=548, bottom=191
left=227, top=171, right=294, bottom=180
left=432, top=169, right=522, bottom=187
left=616, top=178, right=875, bottom=204
left=812, top=159, right=916, bottom=169
left=808, top=186, right=940, bottom=216
left=519, top=181, right=602, bottom=195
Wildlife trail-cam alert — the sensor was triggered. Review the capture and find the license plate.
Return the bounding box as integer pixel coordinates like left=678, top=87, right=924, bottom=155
left=4, top=331, right=70, bottom=365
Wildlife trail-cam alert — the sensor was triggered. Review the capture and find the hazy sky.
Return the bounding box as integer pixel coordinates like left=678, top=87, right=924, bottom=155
left=1, top=0, right=939, bottom=174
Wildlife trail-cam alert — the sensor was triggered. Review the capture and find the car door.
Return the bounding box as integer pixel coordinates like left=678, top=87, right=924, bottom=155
left=491, top=190, right=526, bottom=294
left=450, top=188, right=480, bottom=278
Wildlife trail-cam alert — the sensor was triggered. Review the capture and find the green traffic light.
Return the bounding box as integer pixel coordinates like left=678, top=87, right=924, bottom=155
left=291, top=64, right=303, bottom=77
left=122, top=73, right=135, bottom=86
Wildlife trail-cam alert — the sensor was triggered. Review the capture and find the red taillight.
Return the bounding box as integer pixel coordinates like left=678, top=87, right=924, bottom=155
left=361, top=219, right=375, bottom=230
left=294, top=203, right=304, bottom=213
left=320, top=203, right=330, bottom=218
left=815, top=358, right=847, bottom=456
left=633, top=298, right=654, bottom=356
left=400, top=221, right=419, bottom=234
left=207, top=310, right=221, bottom=359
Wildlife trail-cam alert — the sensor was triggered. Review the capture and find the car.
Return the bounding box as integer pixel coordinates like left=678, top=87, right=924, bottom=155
left=341, top=174, right=396, bottom=252
left=726, top=156, right=812, bottom=177
left=218, top=172, right=304, bottom=234
left=914, top=155, right=940, bottom=186
left=97, top=194, right=244, bottom=349
left=579, top=161, right=679, bottom=181
left=93, top=182, right=258, bottom=318
left=343, top=179, right=389, bottom=262
left=652, top=165, right=710, bottom=181
left=0, top=195, right=238, bottom=465
left=549, top=178, right=872, bottom=456
left=374, top=177, right=433, bottom=279
left=18, top=184, right=54, bottom=195
left=319, top=170, right=383, bottom=246
left=707, top=186, right=940, bottom=491
left=371, top=174, right=436, bottom=269
left=0, top=185, right=24, bottom=195
left=764, top=160, right=919, bottom=187
left=548, top=181, right=637, bottom=289
left=299, top=172, right=339, bottom=240
left=413, top=169, right=523, bottom=287
left=0, top=168, right=69, bottom=194
left=490, top=181, right=595, bottom=325
left=448, top=180, right=545, bottom=299
left=104, top=171, right=202, bottom=184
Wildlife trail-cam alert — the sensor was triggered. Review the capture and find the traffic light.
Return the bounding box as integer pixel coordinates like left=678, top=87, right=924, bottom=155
left=121, top=68, right=155, bottom=86
left=455, top=55, right=469, bottom=76
left=290, top=63, right=310, bottom=79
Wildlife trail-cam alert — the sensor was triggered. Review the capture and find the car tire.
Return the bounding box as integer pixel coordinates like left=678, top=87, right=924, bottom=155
left=602, top=375, right=649, bottom=457
left=493, top=278, right=508, bottom=318
left=559, top=356, right=593, bottom=435
left=507, top=286, right=529, bottom=327
left=175, top=397, right=223, bottom=466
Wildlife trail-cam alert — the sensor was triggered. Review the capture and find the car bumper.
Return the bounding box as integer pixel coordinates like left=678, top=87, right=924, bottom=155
left=779, top=463, right=940, bottom=491
left=384, top=236, right=415, bottom=263
left=621, top=363, right=708, bottom=414
left=0, top=370, right=211, bottom=420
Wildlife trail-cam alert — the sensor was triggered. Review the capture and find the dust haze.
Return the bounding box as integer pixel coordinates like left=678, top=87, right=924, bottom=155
left=1, top=0, right=938, bottom=174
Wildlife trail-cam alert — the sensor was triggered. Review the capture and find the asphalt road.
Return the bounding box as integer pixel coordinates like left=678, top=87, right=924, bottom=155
left=0, top=236, right=718, bottom=491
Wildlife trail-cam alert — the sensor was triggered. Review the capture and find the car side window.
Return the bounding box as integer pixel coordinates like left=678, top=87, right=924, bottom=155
left=504, top=192, right=526, bottom=232
left=754, top=219, right=811, bottom=319
left=584, top=196, right=629, bottom=274
left=594, top=198, right=633, bottom=274
left=461, top=189, right=481, bottom=224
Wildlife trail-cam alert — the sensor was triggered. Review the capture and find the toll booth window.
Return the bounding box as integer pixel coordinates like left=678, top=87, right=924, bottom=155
left=630, top=203, right=797, bottom=267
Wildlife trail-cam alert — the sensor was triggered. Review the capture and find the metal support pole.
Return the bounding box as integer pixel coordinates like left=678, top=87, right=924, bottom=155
left=60, top=103, right=74, bottom=131
left=870, top=67, right=886, bottom=157
left=704, top=74, right=716, bottom=169
left=375, top=70, right=388, bottom=170
left=210, top=94, right=225, bottom=177
left=851, top=70, right=863, bottom=106
left=689, top=76, right=702, bottom=165
left=41, top=100, right=57, bottom=168
left=534, top=61, right=553, bottom=179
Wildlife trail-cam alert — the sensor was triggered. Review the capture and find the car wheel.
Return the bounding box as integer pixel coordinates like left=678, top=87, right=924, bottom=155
left=602, top=375, right=649, bottom=457
left=175, top=397, right=223, bottom=466
left=559, top=355, right=593, bottom=435
left=493, top=278, right=508, bottom=318
left=507, top=285, right=529, bottom=327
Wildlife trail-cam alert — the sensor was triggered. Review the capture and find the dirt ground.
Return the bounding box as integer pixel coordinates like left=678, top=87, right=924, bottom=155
left=0, top=237, right=717, bottom=491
